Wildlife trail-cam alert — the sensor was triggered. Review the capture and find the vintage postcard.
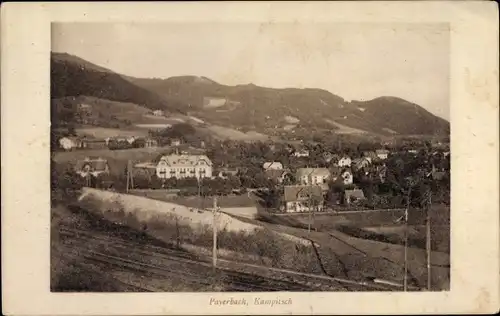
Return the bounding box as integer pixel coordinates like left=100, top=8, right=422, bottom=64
left=2, top=1, right=499, bottom=315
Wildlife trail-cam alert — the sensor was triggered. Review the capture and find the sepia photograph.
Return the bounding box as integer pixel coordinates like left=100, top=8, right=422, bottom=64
left=50, top=22, right=451, bottom=293
left=2, top=2, right=498, bottom=315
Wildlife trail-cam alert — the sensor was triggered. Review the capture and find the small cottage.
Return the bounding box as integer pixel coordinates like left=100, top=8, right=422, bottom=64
left=263, top=161, right=284, bottom=171
left=75, top=157, right=110, bottom=178
left=280, top=185, right=324, bottom=213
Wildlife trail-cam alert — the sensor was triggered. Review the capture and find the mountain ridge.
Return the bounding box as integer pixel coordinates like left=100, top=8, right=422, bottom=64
left=51, top=52, right=450, bottom=137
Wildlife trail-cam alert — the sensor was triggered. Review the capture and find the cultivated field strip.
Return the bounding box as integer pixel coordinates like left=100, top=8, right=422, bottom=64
left=325, top=232, right=422, bottom=291
left=59, top=226, right=399, bottom=291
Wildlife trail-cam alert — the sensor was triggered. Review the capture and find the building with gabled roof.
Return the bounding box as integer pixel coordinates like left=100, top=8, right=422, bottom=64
left=337, top=155, right=352, bottom=167
left=352, top=157, right=371, bottom=171
left=296, top=168, right=331, bottom=191
left=280, top=185, right=324, bottom=213
left=75, top=157, right=110, bottom=178
left=156, top=154, right=212, bottom=180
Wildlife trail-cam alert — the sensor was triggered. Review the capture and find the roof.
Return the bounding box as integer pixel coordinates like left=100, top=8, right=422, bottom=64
left=283, top=185, right=323, bottom=202
left=296, top=168, right=330, bottom=178
left=263, top=161, right=283, bottom=170
left=265, top=169, right=288, bottom=180
left=75, top=157, right=109, bottom=172
left=352, top=157, right=371, bottom=169
left=345, top=189, right=365, bottom=200
left=158, top=154, right=212, bottom=167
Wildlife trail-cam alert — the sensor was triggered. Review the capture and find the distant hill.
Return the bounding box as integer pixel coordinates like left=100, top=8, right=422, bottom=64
left=129, top=76, right=449, bottom=136
left=349, top=97, right=450, bottom=135
left=51, top=52, right=450, bottom=137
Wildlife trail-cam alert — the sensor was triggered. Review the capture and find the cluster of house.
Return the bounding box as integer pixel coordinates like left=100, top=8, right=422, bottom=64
left=58, top=135, right=183, bottom=151
left=263, top=149, right=391, bottom=213
left=71, top=144, right=448, bottom=214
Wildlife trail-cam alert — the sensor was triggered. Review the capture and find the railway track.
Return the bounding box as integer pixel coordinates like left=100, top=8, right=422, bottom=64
left=59, top=228, right=318, bottom=291
left=58, top=226, right=404, bottom=291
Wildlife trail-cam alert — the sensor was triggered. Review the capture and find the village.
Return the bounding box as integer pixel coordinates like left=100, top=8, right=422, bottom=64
left=55, top=128, right=450, bottom=215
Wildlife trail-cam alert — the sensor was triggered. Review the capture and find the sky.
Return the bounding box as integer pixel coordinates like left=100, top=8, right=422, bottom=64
left=52, top=22, right=450, bottom=120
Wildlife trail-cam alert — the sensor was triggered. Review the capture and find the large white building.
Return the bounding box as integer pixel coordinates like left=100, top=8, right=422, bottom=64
left=156, top=154, right=213, bottom=180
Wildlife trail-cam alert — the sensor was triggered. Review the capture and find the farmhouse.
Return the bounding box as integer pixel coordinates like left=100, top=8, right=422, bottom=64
left=263, top=161, right=284, bottom=170
left=75, top=157, right=110, bottom=178
left=156, top=154, right=213, bottom=180
left=280, top=185, right=324, bottom=213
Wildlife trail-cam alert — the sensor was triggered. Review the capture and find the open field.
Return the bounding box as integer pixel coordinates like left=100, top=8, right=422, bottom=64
left=236, top=212, right=449, bottom=290
left=324, top=118, right=369, bottom=135
left=202, top=125, right=269, bottom=141
left=76, top=126, right=149, bottom=138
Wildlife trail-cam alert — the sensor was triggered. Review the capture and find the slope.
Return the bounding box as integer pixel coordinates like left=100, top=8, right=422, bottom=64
left=51, top=52, right=187, bottom=114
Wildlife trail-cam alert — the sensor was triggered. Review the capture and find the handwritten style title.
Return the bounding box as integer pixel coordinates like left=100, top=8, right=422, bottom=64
left=209, top=297, right=292, bottom=307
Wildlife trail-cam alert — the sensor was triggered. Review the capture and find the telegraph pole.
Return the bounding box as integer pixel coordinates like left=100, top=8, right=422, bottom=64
left=126, top=165, right=129, bottom=193
left=426, top=190, right=432, bottom=290
left=403, top=184, right=412, bottom=292
left=126, top=160, right=134, bottom=193
left=212, top=196, right=218, bottom=272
